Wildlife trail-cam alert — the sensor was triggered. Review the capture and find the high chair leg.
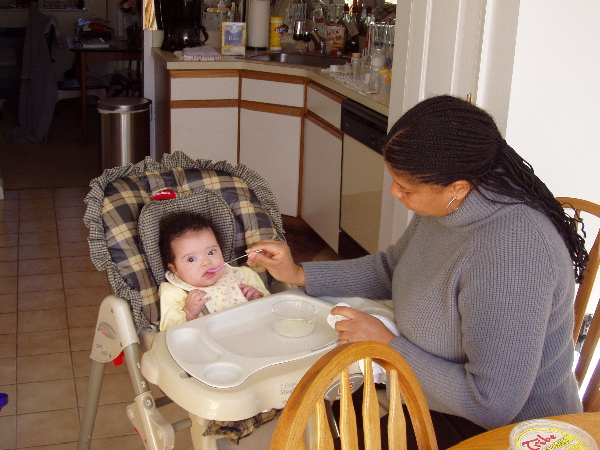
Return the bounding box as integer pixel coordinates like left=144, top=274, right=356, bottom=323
left=77, top=359, right=106, bottom=449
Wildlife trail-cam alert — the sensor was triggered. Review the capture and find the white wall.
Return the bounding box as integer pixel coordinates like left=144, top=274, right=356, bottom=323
left=504, top=1, right=600, bottom=204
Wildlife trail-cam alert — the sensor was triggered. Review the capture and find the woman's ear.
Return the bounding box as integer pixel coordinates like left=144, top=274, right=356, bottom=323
left=448, top=180, right=473, bottom=200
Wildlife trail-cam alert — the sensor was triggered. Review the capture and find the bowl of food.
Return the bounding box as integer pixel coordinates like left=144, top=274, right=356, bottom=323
left=271, top=299, right=317, bottom=337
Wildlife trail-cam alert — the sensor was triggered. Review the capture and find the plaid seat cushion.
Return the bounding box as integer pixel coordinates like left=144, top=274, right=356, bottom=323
left=84, top=153, right=285, bottom=329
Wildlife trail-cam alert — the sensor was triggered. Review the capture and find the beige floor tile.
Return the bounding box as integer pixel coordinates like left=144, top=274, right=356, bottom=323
left=60, top=256, right=96, bottom=273
left=0, top=357, right=16, bottom=384
left=63, top=271, right=108, bottom=291
left=56, top=217, right=87, bottom=231
left=18, top=307, right=68, bottom=333
left=19, top=198, right=55, bottom=211
left=0, top=246, right=18, bottom=262
left=68, top=326, right=95, bottom=352
left=17, top=329, right=70, bottom=357
left=90, top=433, right=147, bottom=450
left=84, top=402, right=136, bottom=439
left=0, top=276, right=17, bottom=295
left=0, top=293, right=17, bottom=313
left=55, top=206, right=86, bottom=220
left=54, top=187, right=88, bottom=199
left=0, top=413, right=16, bottom=450
left=17, top=273, right=63, bottom=293
left=0, top=383, right=16, bottom=415
left=0, top=261, right=18, bottom=277
left=17, top=352, right=73, bottom=384
left=0, top=233, right=18, bottom=248
left=0, top=333, right=16, bottom=358
left=0, top=312, right=16, bottom=334
left=16, top=378, right=77, bottom=414
left=16, top=408, right=79, bottom=448
left=0, top=221, right=19, bottom=235
left=20, top=189, right=54, bottom=200
left=19, top=208, right=56, bottom=222
left=19, top=219, right=57, bottom=234
left=0, top=198, right=19, bottom=210
left=18, top=231, right=59, bottom=247
left=18, top=258, right=61, bottom=276
left=75, top=372, right=134, bottom=407
left=18, top=290, right=65, bottom=311
left=64, top=287, right=109, bottom=308
left=18, top=244, right=60, bottom=261
left=67, top=306, right=100, bottom=329
left=57, top=228, right=88, bottom=244
left=58, top=241, right=90, bottom=258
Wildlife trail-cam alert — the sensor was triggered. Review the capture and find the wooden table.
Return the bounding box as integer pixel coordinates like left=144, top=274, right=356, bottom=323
left=66, top=36, right=142, bottom=146
left=448, top=412, right=600, bottom=449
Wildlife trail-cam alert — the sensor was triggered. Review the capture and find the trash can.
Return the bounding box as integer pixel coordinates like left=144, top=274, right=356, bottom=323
left=98, top=97, right=151, bottom=170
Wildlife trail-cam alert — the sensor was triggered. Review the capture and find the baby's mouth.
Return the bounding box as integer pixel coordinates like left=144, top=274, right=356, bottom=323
left=205, top=264, right=225, bottom=275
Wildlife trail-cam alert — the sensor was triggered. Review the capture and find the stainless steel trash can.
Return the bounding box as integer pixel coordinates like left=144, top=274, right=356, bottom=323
left=98, top=97, right=151, bottom=170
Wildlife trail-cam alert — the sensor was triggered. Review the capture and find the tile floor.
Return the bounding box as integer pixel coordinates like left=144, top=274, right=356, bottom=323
left=0, top=186, right=340, bottom=449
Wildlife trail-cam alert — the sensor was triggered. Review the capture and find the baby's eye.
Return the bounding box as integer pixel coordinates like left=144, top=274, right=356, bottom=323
left=208, top=249, right=216, bottom=256
left=187, top=256, right=196, bottom=263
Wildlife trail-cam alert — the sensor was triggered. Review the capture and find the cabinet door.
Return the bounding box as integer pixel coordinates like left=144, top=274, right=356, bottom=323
left=239, top=107, right=301, bottom=217
left=170, top=106, right=238, bottom=163
left=302, top=115, right=342, bottom=252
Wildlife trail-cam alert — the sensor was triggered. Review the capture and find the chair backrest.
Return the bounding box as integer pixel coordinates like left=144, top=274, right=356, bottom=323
left=556, top=197, right=600, bottom=412
left=269, top=341, right=438, bottom=450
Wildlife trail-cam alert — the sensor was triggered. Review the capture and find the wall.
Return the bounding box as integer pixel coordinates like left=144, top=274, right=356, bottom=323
left=504, top=0, right=600, bottom=204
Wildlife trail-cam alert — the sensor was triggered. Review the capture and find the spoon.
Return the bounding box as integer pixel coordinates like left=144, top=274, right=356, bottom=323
left=205, top=250, right=263, bottom=274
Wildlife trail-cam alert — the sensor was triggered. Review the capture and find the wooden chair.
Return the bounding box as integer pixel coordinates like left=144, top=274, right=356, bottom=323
left=269, top=341, right=438, bottom=450
left=556, top=197, right=600, bottom=412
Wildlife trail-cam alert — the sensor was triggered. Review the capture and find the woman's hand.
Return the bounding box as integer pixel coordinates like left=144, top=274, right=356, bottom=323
left=331, top=305, right=396, bottom=345
left=239, top=283, right=263, bottom=301
left=183, top=289, right=209, bottom=321
left=246, top=240, right=306, bottom=286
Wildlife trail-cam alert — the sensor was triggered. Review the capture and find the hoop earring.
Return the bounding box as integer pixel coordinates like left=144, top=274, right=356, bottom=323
left=446, top=196, right=460, bottom=213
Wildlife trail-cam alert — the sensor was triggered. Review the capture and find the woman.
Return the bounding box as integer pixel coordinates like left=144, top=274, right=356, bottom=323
left=247, top=95, right=587, bottom=447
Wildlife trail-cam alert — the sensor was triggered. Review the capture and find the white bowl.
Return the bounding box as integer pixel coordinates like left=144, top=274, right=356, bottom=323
left=271, top=299, right=317, bottom=337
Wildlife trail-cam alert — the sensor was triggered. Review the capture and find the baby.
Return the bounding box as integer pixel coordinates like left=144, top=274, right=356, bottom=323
left=158, top=211, right=270, bottom=330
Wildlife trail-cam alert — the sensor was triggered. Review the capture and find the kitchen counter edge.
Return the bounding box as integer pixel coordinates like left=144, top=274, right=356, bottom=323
left=152, top=48, right=390, bottom=117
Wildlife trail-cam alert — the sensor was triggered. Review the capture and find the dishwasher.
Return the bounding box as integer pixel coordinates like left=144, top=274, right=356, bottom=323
left=339, top=98, right=388, bottom=259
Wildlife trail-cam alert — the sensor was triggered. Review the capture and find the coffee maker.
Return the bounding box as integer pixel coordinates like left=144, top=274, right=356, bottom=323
left=155, top=0, right=209, bottom=51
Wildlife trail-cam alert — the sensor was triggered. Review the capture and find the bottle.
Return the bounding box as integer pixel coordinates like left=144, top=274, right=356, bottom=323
left=217, top=0, right=227, bottom=25
left=339, top=4, right=358, bottom=54
left=351, top=52, right=361, bottom=80
left=378, top=68, right=391, bottom=97
left=369, top=46, right=385, bottom=92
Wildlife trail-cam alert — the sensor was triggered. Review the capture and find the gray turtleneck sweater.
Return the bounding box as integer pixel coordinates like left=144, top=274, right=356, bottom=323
left=303, top=187, right=582, bottom=430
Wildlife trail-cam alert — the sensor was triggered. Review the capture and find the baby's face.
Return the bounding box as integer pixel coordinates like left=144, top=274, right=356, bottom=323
left=167, top=228, right=226, bottom=287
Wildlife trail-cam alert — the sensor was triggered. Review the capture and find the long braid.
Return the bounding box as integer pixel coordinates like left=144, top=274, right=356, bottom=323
left=383, top=95, right=589, bottom=282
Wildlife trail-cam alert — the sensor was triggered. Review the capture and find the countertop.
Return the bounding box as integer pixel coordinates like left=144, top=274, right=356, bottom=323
left=152, top=48, right=390, bottom=117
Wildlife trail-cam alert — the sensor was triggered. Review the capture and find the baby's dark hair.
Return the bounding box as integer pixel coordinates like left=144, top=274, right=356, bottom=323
left=159, top=211, right=220, bottom=268
left=383, top=95, right=588, bottom=282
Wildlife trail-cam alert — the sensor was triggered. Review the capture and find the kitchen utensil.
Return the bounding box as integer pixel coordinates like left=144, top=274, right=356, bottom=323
left=271, top=299, right=317, bottom=337
left=205, top=250, right=263, bottom=273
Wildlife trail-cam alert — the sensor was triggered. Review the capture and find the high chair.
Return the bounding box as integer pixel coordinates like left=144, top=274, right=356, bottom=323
left=77, top=152, right=291, bottom=449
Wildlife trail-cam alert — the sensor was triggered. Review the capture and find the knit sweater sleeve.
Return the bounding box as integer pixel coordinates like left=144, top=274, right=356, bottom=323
left=302, top=217, right=418, bottom=299
left=388, top=207, right=573, bottom=429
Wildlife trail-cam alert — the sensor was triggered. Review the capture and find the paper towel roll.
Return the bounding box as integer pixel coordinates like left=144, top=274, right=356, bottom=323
left=247, top=0, right=270, bottom=49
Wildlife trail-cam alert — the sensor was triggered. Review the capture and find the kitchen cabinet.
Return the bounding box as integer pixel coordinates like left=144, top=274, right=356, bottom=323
left=169, top=69, right=239, bottom=163
left=239, top=71, right=305, bottom=217
left=301, top=82, right=344, bottom=252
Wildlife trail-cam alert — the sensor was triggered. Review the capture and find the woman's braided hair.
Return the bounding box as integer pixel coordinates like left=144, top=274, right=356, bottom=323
left=383, top=95, right=588, bottom=282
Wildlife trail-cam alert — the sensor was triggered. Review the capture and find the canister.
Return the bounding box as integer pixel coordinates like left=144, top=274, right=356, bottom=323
left=269, top=16, right=285, bottom=51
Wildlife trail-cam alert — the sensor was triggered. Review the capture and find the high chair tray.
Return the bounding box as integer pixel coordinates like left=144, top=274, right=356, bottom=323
left=165, top=290, right=339, bottom=388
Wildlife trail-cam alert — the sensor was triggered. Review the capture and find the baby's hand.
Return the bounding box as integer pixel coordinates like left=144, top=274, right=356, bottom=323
left=183, top=289, right=209, bottom=321
left=239, top=284, right=263, bottom=301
